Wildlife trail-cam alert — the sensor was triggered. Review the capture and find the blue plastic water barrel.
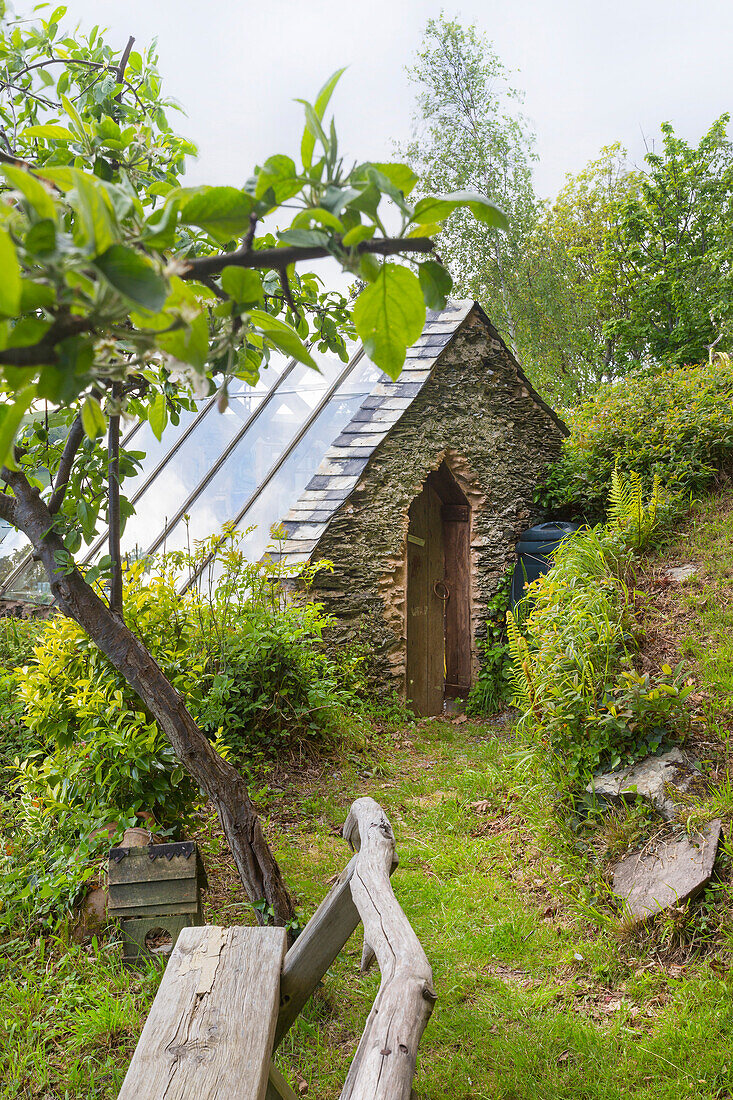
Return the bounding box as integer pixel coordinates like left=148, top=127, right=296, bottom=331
left=510, top=521, right=581, bottom=606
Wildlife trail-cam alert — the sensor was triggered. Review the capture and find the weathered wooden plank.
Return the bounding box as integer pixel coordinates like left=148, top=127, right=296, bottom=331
left=339, top=799, right=436, bottom=1100
left=265, top=1063, right=299, bottom=1100
left=118, top=925, right=286, bottom=1100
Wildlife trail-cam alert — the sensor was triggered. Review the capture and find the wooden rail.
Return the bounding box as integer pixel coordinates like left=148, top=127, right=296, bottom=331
left=118, top=797, right=435, bottom=1100
left=339, top=797, right=437, bottom=1100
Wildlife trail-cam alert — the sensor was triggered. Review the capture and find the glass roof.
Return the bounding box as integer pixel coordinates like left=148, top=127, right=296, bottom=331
left=2, top=339, right=386, bottom=603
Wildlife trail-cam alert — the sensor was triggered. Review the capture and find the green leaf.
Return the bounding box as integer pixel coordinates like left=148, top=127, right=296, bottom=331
left=291, top=206, right=343, bottom=232
left=277, top=228, right=330, bottom=249
left=220, top=267, right=264, bottom=304
left=418, top=261, right=453, bottom=311
left=255, top=154, right=297, bottom=200
left=371, top=162, right=418, bottom=197
left=25, top=219, right=57, bottom=254
left=300, top=68, right=346, bottom=169
left=64, top=529, right=82, bottom=554
left=141, top=199, right=181, bottom=249
left=94, top=245, right=167, bottom=310
left=341, top=224, right=376, bottom=247
left=408, top=221, right=442, bottom=239
left=364, top=166, right=412, bottom=214
left=81, top=395, right=106, bottom=439
left=180, top=187, right=255, bottom=244
left=60, top=93, right=86, bottom=137
left=19, top=280, right=55, bottom=312
left=6, top=317, right=51, bottom=348
left=0, top=385, right=35, bottom=469
left=2, top=165, right=56, bottom=220
left=358, top=253, right=381, bottom=283
left=0, top=229, right=21, bottom=317
left=43, top=167, right=116, bottom=255
left=132, top=278, right=210, bottom=371
left=248, top=309, right=316, bottom=369
left=148, top=393, right=168, bottom=441
left=21, top=124, right=75, bottom=142
left=352, top=264, right=426, bottom=379
left=412, top=191, right=508, bottom=229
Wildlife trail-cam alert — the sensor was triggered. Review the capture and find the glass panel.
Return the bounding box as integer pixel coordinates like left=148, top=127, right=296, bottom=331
left=3, top=557, right=53, bottom=604
left=119, top=363, right=286, bottom=558
left=0, top=523, right=31, bottom=586
left=235, top=354, right=384, bottom=562
left=153, top=350, right=350, bottom=557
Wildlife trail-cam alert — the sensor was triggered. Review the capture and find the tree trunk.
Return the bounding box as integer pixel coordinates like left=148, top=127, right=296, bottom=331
left=492, top=235, right=519, bottom=355
left=107, top=383, right=123, bottom=616
left=8, top=476, right=294, bottom=927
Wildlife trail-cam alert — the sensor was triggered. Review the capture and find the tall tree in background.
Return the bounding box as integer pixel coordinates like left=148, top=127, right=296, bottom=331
left=402, top=14, right=536, bottom=349
left=514, top=144, right=641, bottom=402
left=606, top=116, right=733, bottom=366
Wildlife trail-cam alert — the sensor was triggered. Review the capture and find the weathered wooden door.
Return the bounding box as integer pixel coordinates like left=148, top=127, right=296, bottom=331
left=406, top=464, right=471, bottom=716
left=406, top=480, right=445, bottom=716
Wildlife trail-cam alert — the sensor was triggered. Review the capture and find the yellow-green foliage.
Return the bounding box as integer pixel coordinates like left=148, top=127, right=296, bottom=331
left=540, top=358, right=733, bottom=518
left=507, top=525, right=690, bottom=784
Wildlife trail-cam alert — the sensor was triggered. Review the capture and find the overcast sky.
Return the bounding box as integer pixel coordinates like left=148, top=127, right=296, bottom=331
left=37, top=0, right=733, bottom=199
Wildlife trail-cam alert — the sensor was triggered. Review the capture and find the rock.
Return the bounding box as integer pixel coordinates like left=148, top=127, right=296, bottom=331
left=612, top=820, right=721, bottom=922
left=71, top=885, right=108, bottom=943
left=588, top=749, right=702, bottom=821
left=664, top=564, right=697, bottom=582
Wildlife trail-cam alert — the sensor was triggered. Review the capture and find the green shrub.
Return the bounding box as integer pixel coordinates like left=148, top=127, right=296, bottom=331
left=467, top=566, right=513, bottom=716
left=507, top=524, right=691, bottom=787
left=197, top=600, right=353, bottom=758
left=16, top=570, right=203, bottom=829
left=180, top=535, right=362, bottom=758
left=0, top=618, right=48, bottom=779
left=539, top=358, right=733, bottom=519
left=0, top=537, right=367, bottom=933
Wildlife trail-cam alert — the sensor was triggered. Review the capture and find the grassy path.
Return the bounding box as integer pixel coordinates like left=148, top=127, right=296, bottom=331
left=3, top=716, right=733, bottom=1098
left=263, top=719, right=733, bottom=1099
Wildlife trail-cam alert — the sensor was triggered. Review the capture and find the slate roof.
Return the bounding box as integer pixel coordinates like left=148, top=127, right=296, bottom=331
left=273, top=300, right=462, bottom=563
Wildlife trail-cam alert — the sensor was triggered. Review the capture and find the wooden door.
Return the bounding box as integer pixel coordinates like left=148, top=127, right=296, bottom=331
left=406, top=481, right=445, bottom=716
left=442, top=503, right=471, bottom=698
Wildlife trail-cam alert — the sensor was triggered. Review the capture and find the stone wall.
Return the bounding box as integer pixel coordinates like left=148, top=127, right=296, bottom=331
left=307, top=310, right=566, bottom=692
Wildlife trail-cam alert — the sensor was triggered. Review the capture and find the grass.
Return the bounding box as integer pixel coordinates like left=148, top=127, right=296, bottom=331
left=7, top=490, right=733, bottom=1098
left=4, top=716, right=733, bottom=1100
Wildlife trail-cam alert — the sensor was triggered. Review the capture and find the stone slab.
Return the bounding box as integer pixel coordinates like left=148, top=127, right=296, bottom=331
left=588, top=749, right=701, bottom=821
left=665, top=564, right=698, bottom=582
left=612, top=820, right=721, bottom=921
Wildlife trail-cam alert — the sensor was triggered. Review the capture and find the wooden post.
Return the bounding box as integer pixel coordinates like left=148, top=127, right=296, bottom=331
left=338, top=798, right=436, bottom=1100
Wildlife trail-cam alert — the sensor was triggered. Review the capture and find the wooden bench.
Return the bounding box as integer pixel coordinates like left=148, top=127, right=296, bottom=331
left=117, top=797, right=436, bottom=1100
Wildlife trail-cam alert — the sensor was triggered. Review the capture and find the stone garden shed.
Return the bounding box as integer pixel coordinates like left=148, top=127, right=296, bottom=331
left=276, top=299, right=568, bottom=715
left=0, top=298, right=567, bottom=714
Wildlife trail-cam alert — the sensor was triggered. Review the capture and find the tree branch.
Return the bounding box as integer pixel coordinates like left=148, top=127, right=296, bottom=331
left=182, top=235, right=435, bottom=280
left=107, top=382, right=123, bottom=615
left=0, top=315, right=91, bottom=368
left=48, top=413, right=85, bottom=515
left=0, top=492, right=18, bottom=526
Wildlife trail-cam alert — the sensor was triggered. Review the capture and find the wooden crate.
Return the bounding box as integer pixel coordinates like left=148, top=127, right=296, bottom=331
left=108, top=840, right=207, bottom=963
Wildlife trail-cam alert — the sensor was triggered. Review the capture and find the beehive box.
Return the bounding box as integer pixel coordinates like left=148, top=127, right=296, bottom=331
left=108, top=840, right=207, bottom=964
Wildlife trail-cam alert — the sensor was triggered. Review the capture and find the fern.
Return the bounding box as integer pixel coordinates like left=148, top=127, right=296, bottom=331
left=608, top=462, right=662, bottom=550
left=505, top=607, right=535, bottom=716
